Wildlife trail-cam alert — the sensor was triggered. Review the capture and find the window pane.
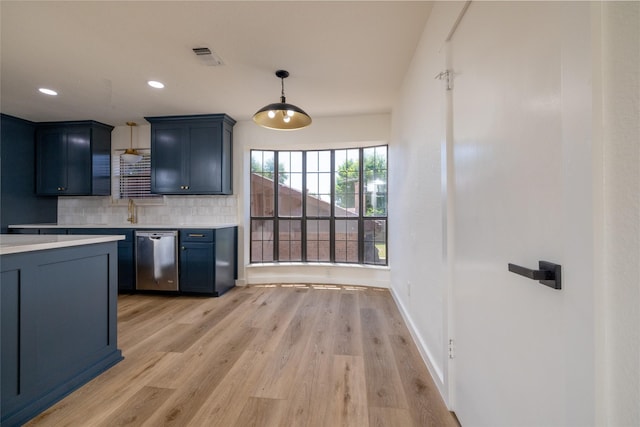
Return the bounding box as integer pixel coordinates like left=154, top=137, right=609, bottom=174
left=251, top=219, right=274, bottom=262
left=307, top=219, right=330, bottom=262
left=346, top=241, right=359, bottom=263
left=364, top=219, right=386, bottom=265
left=250, top=151, right=275, bottom=217
left=251, top=150, right=275, bottom=174
left=278, top=151, right=303, bottom=217
left=278, top=219, right=302, bottom=261
left=335, top=219, right=359, bottom=263
left=334, top=149, right=360, bottom=217
left=307, top=151, right=318, bottom=172
left=363, top=146, right=387, bottom=217
left=306, top=150, right=331, bottom=217
left=251, top=174, right=275, bottom=217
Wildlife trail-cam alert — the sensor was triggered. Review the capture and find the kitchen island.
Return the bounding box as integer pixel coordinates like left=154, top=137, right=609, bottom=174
left=0, top=234, right=124, bottom=426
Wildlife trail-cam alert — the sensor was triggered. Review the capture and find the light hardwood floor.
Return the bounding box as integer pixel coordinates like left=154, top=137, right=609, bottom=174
left=26, top=284, right=458, bottom=427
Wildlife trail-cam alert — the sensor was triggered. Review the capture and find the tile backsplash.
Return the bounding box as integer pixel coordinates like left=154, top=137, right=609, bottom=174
left=58, top=196, right=238, bottom=225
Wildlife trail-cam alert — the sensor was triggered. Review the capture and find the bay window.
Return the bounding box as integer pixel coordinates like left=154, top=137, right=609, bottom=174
left=250, top=145, right=387, bottom=266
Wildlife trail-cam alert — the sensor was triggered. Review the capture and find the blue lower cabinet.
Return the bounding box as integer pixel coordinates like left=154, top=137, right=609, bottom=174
left=8, top=228, right=39, bottom=234
left=8, top=228, right=66, bottom=235
left=117, top=240, right=135, bottom=292
left=38, top=228, right=68, bottom=234
left=9, top=226, right=237, bottom=296
left=214, top=227, right=238, bottom=295
left=67, top=229, right=135, bottom=292
left=179, top=227, right=236, bottom=296
left=180, top=241, right=215, bottom=294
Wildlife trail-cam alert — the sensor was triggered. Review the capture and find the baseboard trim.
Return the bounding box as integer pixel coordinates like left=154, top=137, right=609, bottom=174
left=389, top=286, right=449, bottom=406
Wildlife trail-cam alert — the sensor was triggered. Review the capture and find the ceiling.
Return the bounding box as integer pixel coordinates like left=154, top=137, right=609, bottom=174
left=0, top=1, right=432, bottom=127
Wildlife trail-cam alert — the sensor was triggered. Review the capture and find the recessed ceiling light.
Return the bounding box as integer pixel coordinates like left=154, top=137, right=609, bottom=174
left=38, top=88, right=58, bottom=96
left=147, top=80, right=165, bottom=89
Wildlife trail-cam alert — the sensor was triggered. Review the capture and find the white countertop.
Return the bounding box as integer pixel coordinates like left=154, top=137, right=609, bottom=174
left=0, top=234, right=125, bottom=255
left=9, top=223, right=238, bottom=229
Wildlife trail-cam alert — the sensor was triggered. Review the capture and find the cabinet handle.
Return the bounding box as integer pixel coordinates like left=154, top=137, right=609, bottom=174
left=181, top=246, right=186, bottom=251
left=180, top=185, right=190, bottom=190
left=188, top=233, right=205, bottom=238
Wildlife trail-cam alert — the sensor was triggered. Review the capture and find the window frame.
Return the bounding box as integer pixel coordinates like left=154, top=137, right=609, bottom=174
left=250, top=145, right=388, bottom=266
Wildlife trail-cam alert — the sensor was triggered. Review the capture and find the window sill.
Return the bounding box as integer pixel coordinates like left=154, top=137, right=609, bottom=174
left=246, top=262, right=389, bottom=271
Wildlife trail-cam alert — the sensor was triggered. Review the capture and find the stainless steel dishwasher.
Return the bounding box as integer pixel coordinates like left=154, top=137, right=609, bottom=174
left=135, top=231, right=179, bottom=291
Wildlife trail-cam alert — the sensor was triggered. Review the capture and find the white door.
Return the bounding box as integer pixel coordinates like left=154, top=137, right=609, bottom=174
left=450, top=3, right=597, bottom=426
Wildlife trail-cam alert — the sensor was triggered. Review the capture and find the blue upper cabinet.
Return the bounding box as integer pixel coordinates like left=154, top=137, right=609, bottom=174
left=36, top=121, right=113, bottom=196
left=146, top=114, right=235, bottom=195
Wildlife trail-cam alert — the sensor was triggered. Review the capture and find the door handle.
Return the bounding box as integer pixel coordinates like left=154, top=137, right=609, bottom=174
left=508, top=261, right=562, bottom=290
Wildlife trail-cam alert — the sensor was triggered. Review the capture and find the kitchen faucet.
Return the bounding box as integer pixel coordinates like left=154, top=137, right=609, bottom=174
left=127, top=198, right=137, bottom=224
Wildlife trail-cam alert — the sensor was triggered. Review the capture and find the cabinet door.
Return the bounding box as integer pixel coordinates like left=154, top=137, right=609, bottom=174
left=117, top=240, right=135, bottom=292
left=151, top=125, right=187, bottom=193
left=187, top=123, right=223, bottom=193
left=180, top=242, right=214, bottom=293
left=103, top=229, right=135, bottom=292
left=64, top=127, right=92, bottom=194
left=36, top=128, right=67, bottom=194
left=37, top=126, right=94, bottom=196
left=147, top=115, right=234, bottom=195
left=67, top=228, right=134, bottom=291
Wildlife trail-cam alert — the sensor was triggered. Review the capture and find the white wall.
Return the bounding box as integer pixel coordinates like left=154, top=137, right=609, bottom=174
left=601, top=2, right=640, bottom=425
left=234, top=113, right=392, bottom=286
left=388, top=1, right=467, bottom=401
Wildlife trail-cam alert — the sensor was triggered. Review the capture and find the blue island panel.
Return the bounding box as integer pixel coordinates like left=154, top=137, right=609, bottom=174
left=0, top=241, right=122, bottom=426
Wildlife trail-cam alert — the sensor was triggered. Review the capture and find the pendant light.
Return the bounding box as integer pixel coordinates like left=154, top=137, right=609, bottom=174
left=253, top=70, right=311, bottom=131
left=121, top=121, right=143, bottom=164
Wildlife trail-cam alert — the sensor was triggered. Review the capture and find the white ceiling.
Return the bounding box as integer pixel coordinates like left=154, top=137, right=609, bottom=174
left=0, top=1, right=432, bottom=127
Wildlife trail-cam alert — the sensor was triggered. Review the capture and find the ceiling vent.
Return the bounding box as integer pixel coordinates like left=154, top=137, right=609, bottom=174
left=192, top=47, right=224, bottom=66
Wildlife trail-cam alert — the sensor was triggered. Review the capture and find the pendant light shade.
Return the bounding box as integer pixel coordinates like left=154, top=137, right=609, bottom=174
left=121, top=121, right=143, bottom=164
left=253, top=70, right=311, bottom=131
